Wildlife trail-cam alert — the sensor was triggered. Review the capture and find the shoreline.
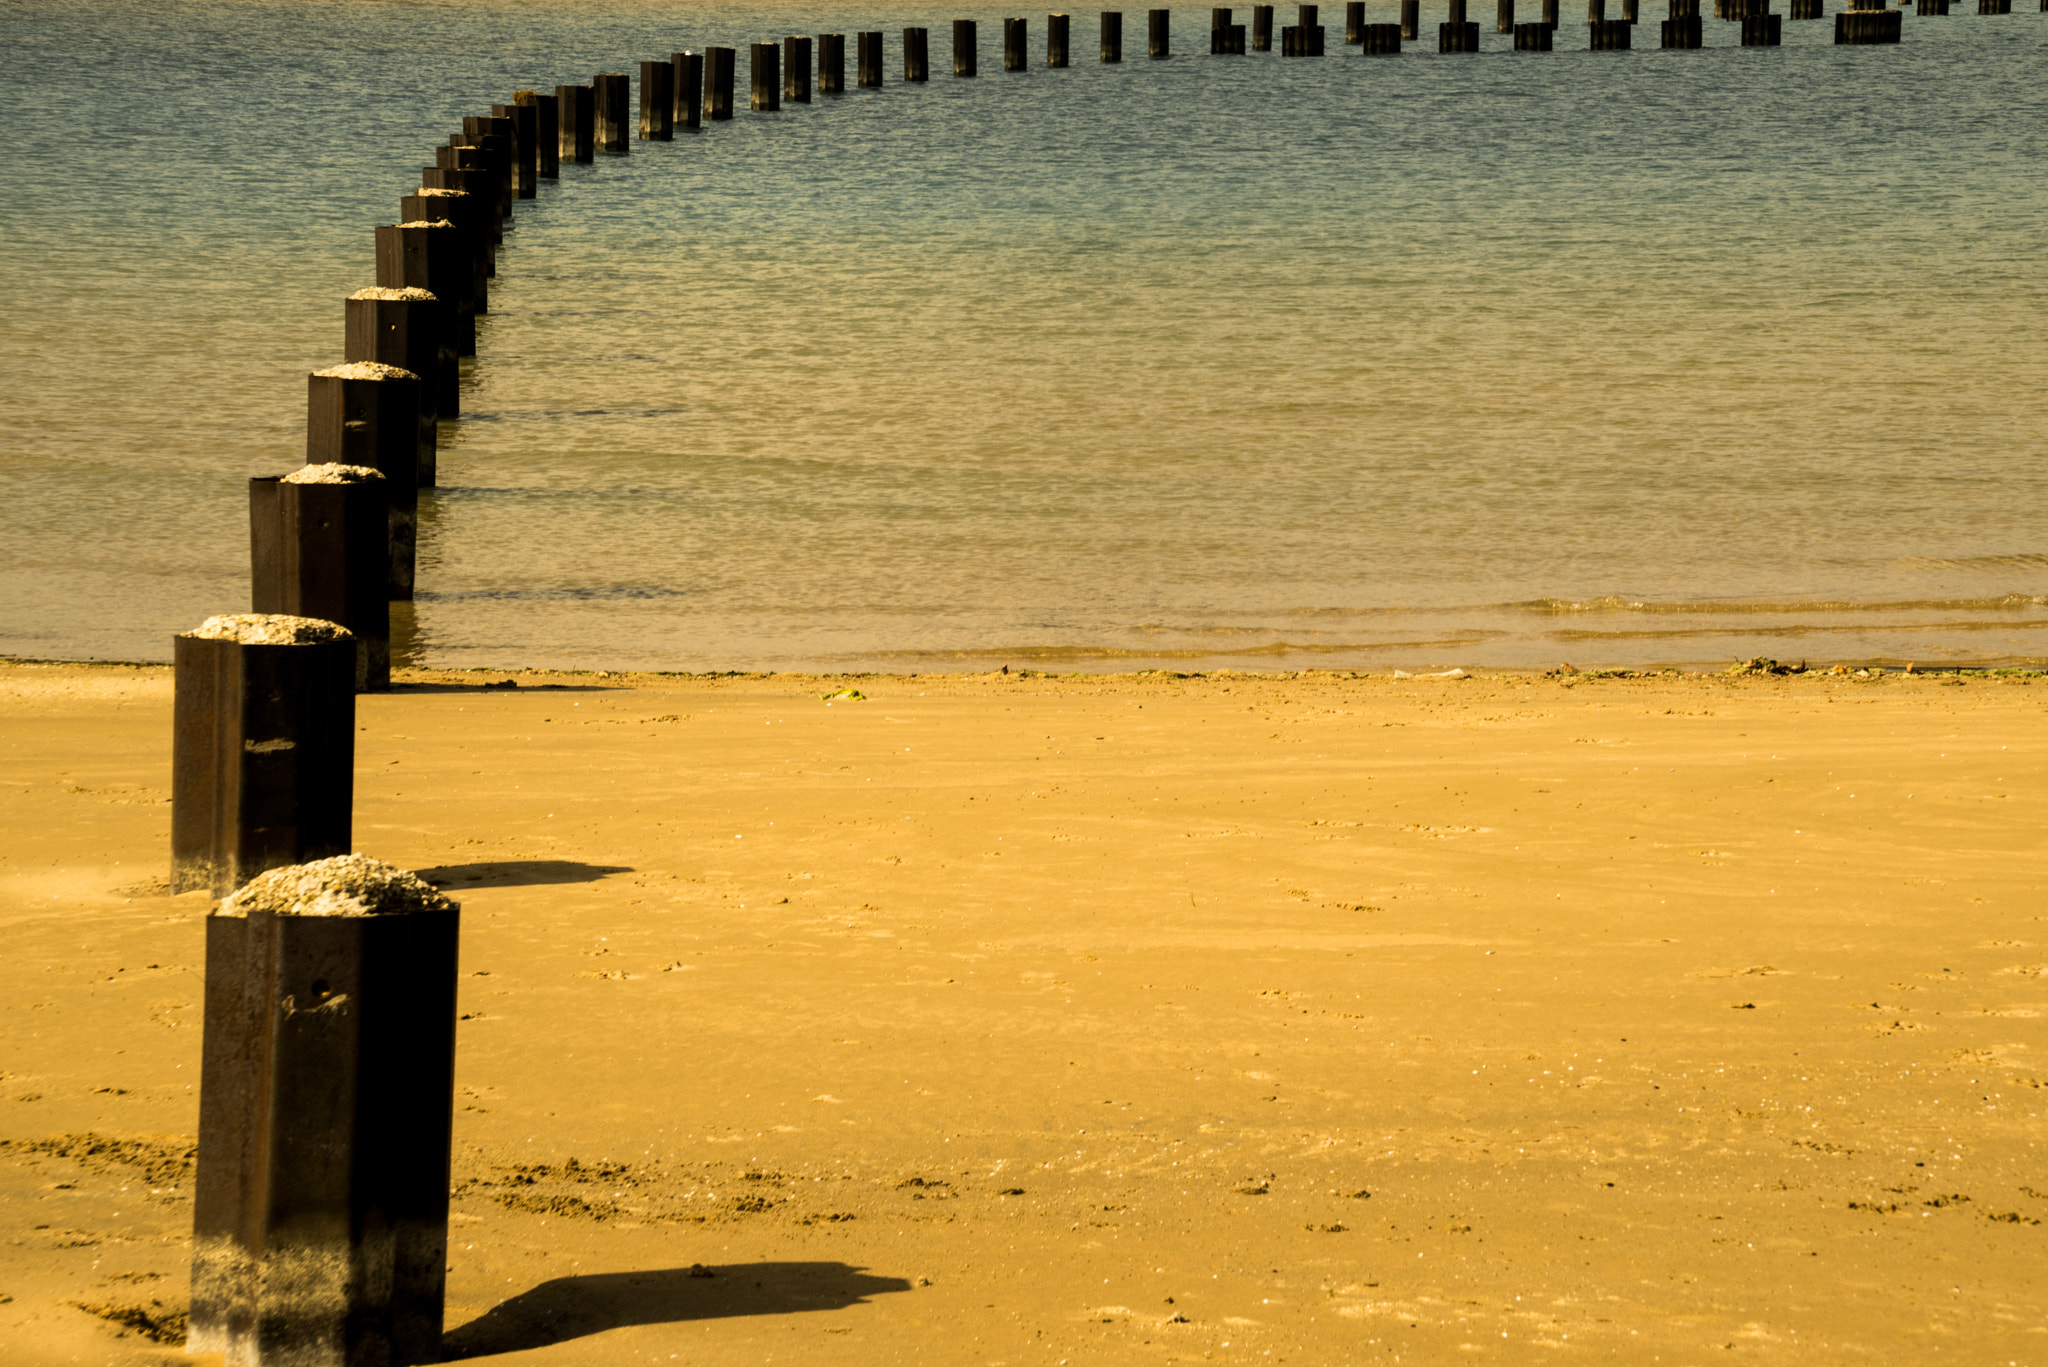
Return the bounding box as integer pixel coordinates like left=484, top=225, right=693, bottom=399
left=6, top=653, right=2047, bottom=682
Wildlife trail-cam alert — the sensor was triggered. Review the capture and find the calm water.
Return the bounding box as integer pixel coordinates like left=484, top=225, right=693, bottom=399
left=4, top=0, right=2045, bottom=671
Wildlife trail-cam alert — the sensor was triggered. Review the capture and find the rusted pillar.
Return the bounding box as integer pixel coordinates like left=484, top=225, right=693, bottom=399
left=705, top=48, right=737, bottom=118
left=344, top=286, right=446, bottom=476
left=189, top=855, right=460, bottom=1367
left=169, top=617, right=357, bottom=896
left=375, top=219, right=472, bottom=359
left=593, top=73, right=630, bottom=151
left=250, top=468, right=392, bottom=692
left=307, top=363, right=421, bottom=600
left=557, top=82, right=595, bottom=161
left=640, top=59, right=675, bottom=137
left=786, top=34, right=813, bottom=100
left=513, top=89, right=559, bottom=177
left=489, top=102, right=537, bottom=196
left=673, top=51, right=703, bottom=127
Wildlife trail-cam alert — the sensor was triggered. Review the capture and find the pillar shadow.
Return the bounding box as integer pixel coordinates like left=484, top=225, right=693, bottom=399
left=413, top=860, right=632, bottom=888
left=441, top=1262, right=914, bottom=1358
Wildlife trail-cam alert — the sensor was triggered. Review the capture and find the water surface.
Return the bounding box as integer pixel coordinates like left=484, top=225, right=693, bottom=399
left=4, top=0, right=2044, bottom=670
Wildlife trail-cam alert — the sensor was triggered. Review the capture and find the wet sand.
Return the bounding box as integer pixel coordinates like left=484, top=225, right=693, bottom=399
left=1, top=661, right=2044, bottom=1365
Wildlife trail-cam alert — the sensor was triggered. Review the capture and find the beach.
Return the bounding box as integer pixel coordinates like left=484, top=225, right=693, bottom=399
left=2, top=659, right=2043, bottom=1363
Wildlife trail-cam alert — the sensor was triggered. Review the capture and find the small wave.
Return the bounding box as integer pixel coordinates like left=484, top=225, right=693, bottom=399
left=1517, top=594, right=2048, bottom=617
left=449, top=407, right=691, bottom=423
left=1548, top=618, right=2048, bottom=642
left=850, top=635, right=1510, bottom=663
left=1898, top=553, right=2048, bottom=572
left=417, top=585, right=688, bottom=603
left=1126, top=621, right=1423, bottom=640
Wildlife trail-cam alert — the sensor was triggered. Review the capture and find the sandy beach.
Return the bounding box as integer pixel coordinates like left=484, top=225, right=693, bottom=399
left=2, top=660, right=2043, bottom=1365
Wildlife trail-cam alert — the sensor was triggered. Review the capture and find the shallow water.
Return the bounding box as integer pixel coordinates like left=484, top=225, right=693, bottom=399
left=4, top=0, right=2045, bottom=671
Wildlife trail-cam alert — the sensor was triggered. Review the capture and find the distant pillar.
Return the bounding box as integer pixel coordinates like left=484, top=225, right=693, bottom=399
left=593, top=72, right=630, bottom=151
left=673, top=51, right=703, bottom=127
left=819, top=33, right=846, bottom=92
left=1346, top=0, right=1366, bottom=37
left=1499, top=0, right=1516, bottom=28
left=752, top=41, right=782, bottom=109
left=1253, top=2, right=1276, bottom=43
left=413, top=170, right=494, bottom=303
left=429, top=148, right=501, bottom=254
left=786, top=35, right=813, bottom=101
left=188, top=855, right=459, bottom=1367
left=1661, top=2, right=1704, bottom=40
left=490, top=102, right=537, bottom=196
left=169, top=618, right=356, bottom=896
left=345, top=287, right=446, bottom=479
left=640, top=59, right=675, bottom=137
left=459, top=115, right=514, bottom=219
left=1150, top=7, right=1171, bottom=53
left=307, top=363, right=421, bottom=600
left=513, top=90, right=559, bottom=178
left=1050, top=11, right=1072, bottom=62
left=1103, top=9, right=1125, bottom=58
left=955, top=18, right=979, bottom=73
left=1006, top=16, right=1029, bottom=67
left=859, top=31, right=885, bottom=84
left=705, top=47, right=736, bottom=118
left=904, top=27, right=931, bottom=79
left=556, top=83, right=595, bottom=161
left=1440, top=11, right=1481, bottom=42
left=250, top=470, right=391, bottom=692
left=1401, top=0, right=1420, bottom=35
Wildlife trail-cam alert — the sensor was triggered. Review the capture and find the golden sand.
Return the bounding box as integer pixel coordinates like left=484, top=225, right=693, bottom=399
left=1, top=662, right=2042, bottom=1364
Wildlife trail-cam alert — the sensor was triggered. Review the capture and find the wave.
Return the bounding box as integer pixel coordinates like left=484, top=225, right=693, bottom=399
left=850, top=636, right=1513, bottom=663
left=1547, top=618, right=2048, bottom=642
left=1513, top=594, right=2048, bottom=617
left=1897, top=554, right=2048, bottom=572
left=417, top=585, right=687, bottom=603
left=1137, top=595, right=2048, bottom=628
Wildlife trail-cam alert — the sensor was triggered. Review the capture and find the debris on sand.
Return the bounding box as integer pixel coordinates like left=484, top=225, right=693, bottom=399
left=1726, top=657, right=1805, bottom=676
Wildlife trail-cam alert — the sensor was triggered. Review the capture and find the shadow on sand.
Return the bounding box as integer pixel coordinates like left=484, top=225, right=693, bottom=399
left=441, top=1262, right=914, bottom=1358
left=414, top=860, right=632, bottom=889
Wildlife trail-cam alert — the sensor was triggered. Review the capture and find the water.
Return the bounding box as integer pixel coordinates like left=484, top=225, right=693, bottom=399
left=4, top=0, right=2044, bottom=672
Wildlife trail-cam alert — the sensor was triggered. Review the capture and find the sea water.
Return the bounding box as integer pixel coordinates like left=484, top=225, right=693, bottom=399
left=3, top=0, right=2044, bottom=671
